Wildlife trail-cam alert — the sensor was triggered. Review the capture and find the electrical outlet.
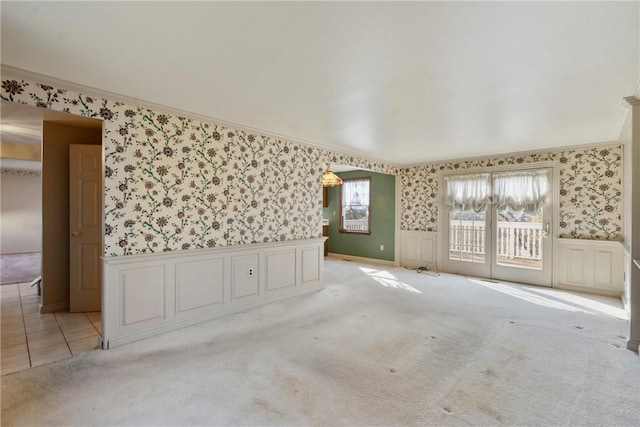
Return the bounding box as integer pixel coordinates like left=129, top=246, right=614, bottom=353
left=380, top=245, right=384, bottom=251
left=248, top=268, right=254, bottom=277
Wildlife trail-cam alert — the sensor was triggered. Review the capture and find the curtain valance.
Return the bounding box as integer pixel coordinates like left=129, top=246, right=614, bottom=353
left=492, top=170, right=549, bottom=215
left=444, top=170, right=550, bottom=215
left=444, top=173, right=490, bottom=213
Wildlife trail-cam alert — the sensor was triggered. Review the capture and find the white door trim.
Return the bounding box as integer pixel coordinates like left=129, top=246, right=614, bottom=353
left=439, top=161, right=560, bottom=286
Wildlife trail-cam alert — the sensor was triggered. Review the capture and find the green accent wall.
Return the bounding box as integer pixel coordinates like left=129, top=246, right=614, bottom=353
left=322, top=170, right=395, bottom=261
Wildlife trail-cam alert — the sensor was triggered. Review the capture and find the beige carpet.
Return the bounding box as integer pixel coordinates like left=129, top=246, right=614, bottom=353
left=0, top=252, right=41, bottom=285
left=1, top=259, right=638, bottom=426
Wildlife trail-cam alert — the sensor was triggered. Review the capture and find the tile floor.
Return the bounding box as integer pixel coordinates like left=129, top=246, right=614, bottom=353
left=1, top=282, right=101, bottom=375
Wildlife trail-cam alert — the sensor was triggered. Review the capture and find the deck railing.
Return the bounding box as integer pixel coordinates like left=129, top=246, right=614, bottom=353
left=342, top=219, right=369, bottom=231
left=450, top=221, right=543, bottom=261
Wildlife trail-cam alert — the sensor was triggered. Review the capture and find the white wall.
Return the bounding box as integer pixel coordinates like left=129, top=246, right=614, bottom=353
left=0, top=171, right=42, bottom=254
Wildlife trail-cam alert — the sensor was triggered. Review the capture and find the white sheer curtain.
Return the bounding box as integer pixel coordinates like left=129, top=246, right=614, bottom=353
left=492, top=170, right=549, bottom=215
left=342, top=179, right=369, bottom=210
left=444, top=173, right=490, bottom=213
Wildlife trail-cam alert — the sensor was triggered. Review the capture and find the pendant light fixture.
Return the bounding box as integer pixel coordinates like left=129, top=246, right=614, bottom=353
left=322, top=163, right=343, bottom=187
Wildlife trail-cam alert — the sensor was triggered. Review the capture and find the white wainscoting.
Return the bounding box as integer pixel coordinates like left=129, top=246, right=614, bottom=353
left=102, top=238, right=324, bottom=348
left=399, top=231, right=440, bottom=268
left=555, top=239, right=624, bottom=296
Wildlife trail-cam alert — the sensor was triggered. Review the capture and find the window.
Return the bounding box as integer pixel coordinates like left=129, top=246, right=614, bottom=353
left=340, top=178, right=371, bottom=234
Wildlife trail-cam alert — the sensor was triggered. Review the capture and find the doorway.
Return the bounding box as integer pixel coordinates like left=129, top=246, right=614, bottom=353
left=42, top=121, right=103, bottom=313
left=1, top=102, right=104, bottom=373
left=322, top=165, right=396, bottom=263
left=0, top=101, right=103, bottom=313
left=443, top=167, right=554, bottom=287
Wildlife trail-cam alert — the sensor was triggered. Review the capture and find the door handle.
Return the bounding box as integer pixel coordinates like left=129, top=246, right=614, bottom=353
left=542, top=221, right=551, bottom=237
left=71, top=231, right=82, bottom=237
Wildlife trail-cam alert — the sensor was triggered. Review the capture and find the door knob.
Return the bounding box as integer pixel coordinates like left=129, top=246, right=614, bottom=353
left=71, top=231, right=81, bottom=237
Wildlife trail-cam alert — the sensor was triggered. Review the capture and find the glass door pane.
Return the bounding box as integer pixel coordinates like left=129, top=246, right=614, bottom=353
left=448, top=210, right=487, bottom=264
left=495, top=210, right=543, bottom=270
left=490, top=167, right=553, bottom=287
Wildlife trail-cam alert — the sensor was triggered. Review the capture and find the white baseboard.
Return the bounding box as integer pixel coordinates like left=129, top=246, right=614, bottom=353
left=327, top=253, right=395, bottom=266
left=621, top=292, right=631, bottom=317
left=554, top=283, right=622, bottom=298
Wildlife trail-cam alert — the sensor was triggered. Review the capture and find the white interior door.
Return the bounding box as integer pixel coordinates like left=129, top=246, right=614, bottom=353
left=69, top=144, right=102, bottom=312
left=443, top=167, right=553, bottom=287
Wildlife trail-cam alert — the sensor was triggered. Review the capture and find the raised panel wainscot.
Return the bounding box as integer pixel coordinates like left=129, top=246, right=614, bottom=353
left=556, top=239, right=624, bottom=296
left=102, top=238, right=324, bottom=348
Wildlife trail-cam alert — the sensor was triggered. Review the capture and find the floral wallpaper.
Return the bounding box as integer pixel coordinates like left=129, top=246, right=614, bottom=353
left=399, top=146, right=623, bottom=240
left=1, top=76, right=394, bottom=256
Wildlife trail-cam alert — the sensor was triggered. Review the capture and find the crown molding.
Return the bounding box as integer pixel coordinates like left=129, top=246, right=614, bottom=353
left=0, top=168, right=40, bottom=177
left=624, top=95, right=640, bottom=107
left=622, top=78, right=640, bottom=106
left=399, top=139, right=622, bottom=170
left=1, top=64, right=400, bottom=170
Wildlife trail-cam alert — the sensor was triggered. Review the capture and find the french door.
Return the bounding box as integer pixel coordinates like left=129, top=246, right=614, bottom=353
left=443, top=168, right=553, bottom=287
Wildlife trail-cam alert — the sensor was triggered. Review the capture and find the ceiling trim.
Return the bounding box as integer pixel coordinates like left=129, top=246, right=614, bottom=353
left=399, top=139, right=622, bottom=170
left=1, top=64, right=401, bottom=169
left=624, top=96, right=640, bottom=107
left=0, top=168, right=41, bottom=176
left=0, top=157, right=41, bottom=174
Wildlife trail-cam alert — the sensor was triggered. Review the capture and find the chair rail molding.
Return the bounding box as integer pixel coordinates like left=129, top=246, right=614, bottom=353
left=101, top=238, right=324, bottom=348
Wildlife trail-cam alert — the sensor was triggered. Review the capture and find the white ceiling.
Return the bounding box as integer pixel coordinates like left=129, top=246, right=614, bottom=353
left=1, top=2, right=638, bottom=164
